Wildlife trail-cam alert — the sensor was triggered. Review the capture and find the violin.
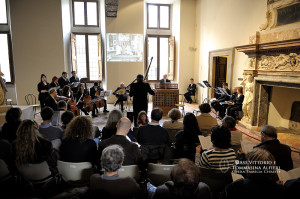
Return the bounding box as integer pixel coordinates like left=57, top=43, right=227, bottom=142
left=55, top=95, right=68, bottom=101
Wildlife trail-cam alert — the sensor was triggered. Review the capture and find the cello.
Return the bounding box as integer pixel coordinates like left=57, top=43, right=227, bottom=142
left=68, top=91, right=79, bottom=116
left=83, top=82, right=96, bottom=112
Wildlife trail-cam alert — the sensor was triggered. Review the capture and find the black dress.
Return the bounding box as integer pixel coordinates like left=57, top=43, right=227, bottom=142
left=37, top=81, right=50, bottom=108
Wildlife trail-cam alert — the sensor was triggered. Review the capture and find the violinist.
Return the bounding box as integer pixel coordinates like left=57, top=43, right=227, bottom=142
left=44, top=88, right=59, bottom=111
left=37, top=74, right=50, bottom=108
left=90, top=82, right=109, bottom=113
left=61, top=85, right=72, bottom=99
left=113, top=82, right=128, bottom=112
left=76, top=83, right=98, bottom=117
left=50, top=76, right=62, bottom=95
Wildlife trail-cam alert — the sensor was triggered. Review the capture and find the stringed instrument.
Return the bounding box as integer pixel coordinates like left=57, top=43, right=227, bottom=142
left=68, top=91, right=79, bottom=116
left=83, top=82, right=95, bottom=112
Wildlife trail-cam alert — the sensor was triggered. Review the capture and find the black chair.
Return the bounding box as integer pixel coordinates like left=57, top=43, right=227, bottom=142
left=25, top=94, right=40, bottom=118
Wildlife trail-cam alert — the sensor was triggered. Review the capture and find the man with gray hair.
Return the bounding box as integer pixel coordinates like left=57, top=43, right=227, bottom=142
left=98, top=117, right=142, bottom=166
left=88, top=145, right=140, bottom=198
left=44, top=88, right=59, bottom=111
left=254, top=125, right=293, bottom=171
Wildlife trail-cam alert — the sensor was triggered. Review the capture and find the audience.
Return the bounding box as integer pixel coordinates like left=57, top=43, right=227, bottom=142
left=138, top=108, right=170, bottom=163
left=222, top=116, right=242, bottom=154
left=174, top=113, right=201, bottom=161
left=196, top=126, right=236, bottom=172
left=226, top=87, right=244, bottom=118
left=0, top=138, right=12, bottom=168
left=57, top=100, right=67, bottom=111
left=137, top=110, right=149, bottom=127
left=39, top=107, right=64, bottom=141
left=254, top=125, right=293, bottom=171
left=220, top=148, right=287, bottom=199
left=1, top=107, right=22, bottom=143
left=11, top=119, right=58, bottom=175
left=162, top=108, right=183, bottom=129
left=102, top=109, right=135, bottom=141
left=98, top=117, right=142, bottom=166
left=152, top=158, right=212, bottom=199
left=196, top=103, right=218, bottom=134
left=59, top=116, right=98, bottom=165
left=60, top=110, right=74, bottom=130
left=88, top=145, right=140, bottom=199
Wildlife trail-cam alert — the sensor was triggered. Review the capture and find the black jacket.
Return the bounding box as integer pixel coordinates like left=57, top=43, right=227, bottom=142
left=159, top=79, right=171, bottom=84
left=218, top=88, right=231, bottom=102
left=37, top=82, right=50, bottom=101
left=90, top=86, right=102, bottom=99
left=233, top=94, right=244, bottom=106
left=69, top=76, right=79, bottom=83
left=58, top=77, right=70, bottom=88
left=44, top=96, right=58, bottom=110
left=129, top=82, right=155, bottom=104
left=187, top=84, right=196, bottom=95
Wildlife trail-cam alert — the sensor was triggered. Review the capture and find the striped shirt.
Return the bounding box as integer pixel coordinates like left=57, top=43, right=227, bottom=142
left=197, top=148, right=236, bottom=171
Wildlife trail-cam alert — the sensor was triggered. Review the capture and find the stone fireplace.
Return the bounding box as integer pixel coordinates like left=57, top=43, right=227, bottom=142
left=235, top=0, right=300, bottom=132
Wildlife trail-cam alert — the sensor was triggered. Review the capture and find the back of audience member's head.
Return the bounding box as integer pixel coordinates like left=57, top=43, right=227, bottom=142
left=199, top=103, right=211, bottom=113
left=171, top=158, right=200, bottom=197
left=151, top=108, right=163, bottom=122
left=261, top=125, right=277, bottom=139
left=58, top=100, right=67, bottom=110
left=65, top=116, right=93, bottom=142
left=61, top=111, right=74, bottom=126
left=116, top=117, right=131, bottom=135
left=222, top=116, right=236, bottom=129
left=183, top=112, right=200, bottom=135
left=168, top=108, right=181, bottom=122
left=15, top=119, right=40, bottom=165
left=105, top=109, right=122, bottom=130
left=137, top=111, right=149, bottom=124
left=101, top=145, right=124, bottom=172
left=5, top=107, right=22, bottom=123
left=41, top=107, right=54, bottom=121
left=246, top=148, right=277, bottom=182
left=211, top=126, right=231, bottom=149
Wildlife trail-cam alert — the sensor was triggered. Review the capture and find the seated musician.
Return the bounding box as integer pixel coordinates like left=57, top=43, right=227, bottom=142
left=184, top=78, right=196, bottom=103
left=76, top=83, right=98, bottom=117
left=217, top=87, right=237, bottom=118
left=44, top=88, right=59, bottom=111
left=226, top=87, right=244, bottom=118
left=90, top=82, right=109, bottom=113
left=211, top=82, right=231, bottom=116
left=113, top=82, right=129, bottom=112
left=50, top=76, right=62, bottom=95
left=160, top=74, right=170, bottom=84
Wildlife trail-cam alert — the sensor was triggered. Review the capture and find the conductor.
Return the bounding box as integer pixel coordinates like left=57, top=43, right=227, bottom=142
left=129, top=74, right=155, bottom=126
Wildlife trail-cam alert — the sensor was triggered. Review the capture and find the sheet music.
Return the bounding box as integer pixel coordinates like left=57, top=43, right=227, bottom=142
left=198, top=135, right=213, bottom=149
left=220, top=87, right=230, bottom=96
left=105, top=90, right=112, bottom=96
left=197, top=82, right=205, bottom=88
left=203, top=80, right=212, bottom=88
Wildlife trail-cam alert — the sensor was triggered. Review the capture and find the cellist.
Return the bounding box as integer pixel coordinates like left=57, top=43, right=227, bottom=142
left=76, top=83, right=98, bottom=117
left=90, top=82, right=109, bottom=113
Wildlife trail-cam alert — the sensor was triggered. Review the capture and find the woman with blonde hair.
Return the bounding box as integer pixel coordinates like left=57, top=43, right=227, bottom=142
left=59, top=116, right=98, bottom=165
left=163, top=108, right=183, bottom=129
left=11, top=119, right=57, bottom=174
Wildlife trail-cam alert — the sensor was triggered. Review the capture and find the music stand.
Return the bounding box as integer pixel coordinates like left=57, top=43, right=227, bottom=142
left=80, top=78, right=88, bottom=83
left=197, top=82, right=205, bottom=104
left=202, top=80, right=213, bottom=103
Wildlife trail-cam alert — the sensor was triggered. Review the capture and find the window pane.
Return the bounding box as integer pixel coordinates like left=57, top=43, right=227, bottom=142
left=88, top=35, right=99, bottom=81
left=147, top=37, right=157, bottom=80
left=159, top=38, right=169, bottom=80
left=87, top=2, right=97, bottom=26
left=160, top=6, right=169, bottom=29
left=75, top=35, right=87, bottom=79
left=0, top=0, right=7, bottom=24
left=0, top=34, right=11, bottom=82
left=74, top=1, right=85, bottom=25
left=148, top=5, right=158, bottom=28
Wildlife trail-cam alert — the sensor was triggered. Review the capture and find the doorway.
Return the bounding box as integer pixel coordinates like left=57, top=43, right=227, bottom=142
left=213, top=56, right=228, bottom=98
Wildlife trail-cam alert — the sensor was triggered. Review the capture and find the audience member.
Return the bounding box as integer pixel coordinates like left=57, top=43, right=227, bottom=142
left=226, top=87, right=244, bottom=118
left=254, top=125, right=293, bottom=171
left=138, top=108, right=170, bottom=163
left=57, top=100, right=67, bottom=111
left=137, top=111, right=149, bottom=127
left=196, top=103, right=218, bottom=134
left=1, top=107, right=22, bottom=143
left=220, top=148, right=287, bottom=199
left=196, top=126, right=236, bottom=172
left=222, top=116, right=242, bottom=154
left=163, top=108, right=183, bottom=129
left=152, top=158, right=212, bottom=199
left=11, top=120, right=58, bottom=175
left=102, top=109, right=135, bottom=141
left=59, top=116, right=98, bottom=165
left=175, top=113, right=201, bottom=161
left=0, top=138, right=11, bottom=167
left=39, top=107, right=64, bottom=141
left=98, top=118, right=141, bottom=166
left=61, top=111, right=74, bottom=130
left=284, top=177, right=300, bottom=199
left=88, top=145, right=140, bottom=199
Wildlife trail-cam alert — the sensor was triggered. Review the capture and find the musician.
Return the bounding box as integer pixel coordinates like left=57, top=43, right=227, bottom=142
left=76, top=83, right=97, bottom=117
left=50, top=76, right=59, bottom=88
left=226, top=87, right=244, bottom=118
left=218, top=87, right=237, bottom=118
left=44, top=88, right=58, bottom=111
left=90, top=82, right=109, bottom=113
left=58, top=72, right=70, bottom=88
left=62, top=85, right=72, bottom=99
left=160, top=74, right=170, bottom=84
left=37, top=74, right=50, bottom=108
left=113, top=82, right=128, bottom=112
left=69, top=71, right=79, bottom=83
left=211, top=82, right=231, bottom=116
left=184, top=78, right=196, bottom=103
left=129, top=74, right=155, bottom=127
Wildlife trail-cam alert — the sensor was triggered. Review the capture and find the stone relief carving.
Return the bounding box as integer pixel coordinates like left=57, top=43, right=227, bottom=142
left=257, top=53, right=300, bottom=71
left=248, top=57, right=256, bottom=69
left=241, top=73, right=254, bottom=123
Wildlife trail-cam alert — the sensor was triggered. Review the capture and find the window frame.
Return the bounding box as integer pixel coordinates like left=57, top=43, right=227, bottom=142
left=72, top=32, right=102, bottom=83
left=147, top=3, right=170, bottom=30
left=146, top=34, right=171, bottom=82
left=72, top=0, right=99, bottom=28
left=0, top=31, right=15, bottom=84
left=0, top=0, right=8, bottom=25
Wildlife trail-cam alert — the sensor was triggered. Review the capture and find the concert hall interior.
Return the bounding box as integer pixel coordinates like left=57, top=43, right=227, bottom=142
left=1, top=0, right=300, bottom=198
